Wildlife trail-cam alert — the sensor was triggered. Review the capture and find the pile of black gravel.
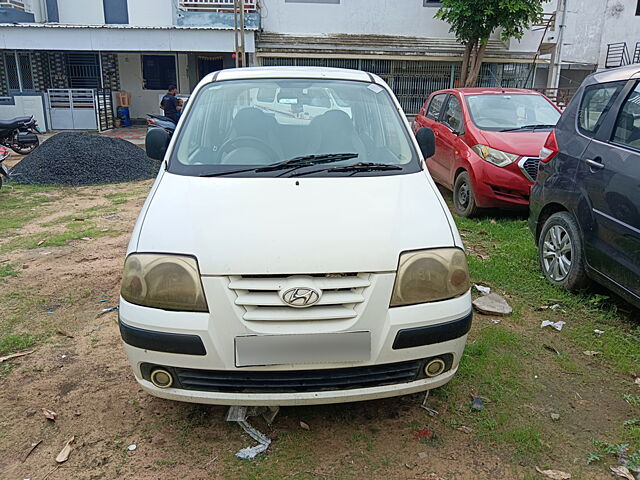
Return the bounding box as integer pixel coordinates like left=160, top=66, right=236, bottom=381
left=10, top=132, right=155, bottom=186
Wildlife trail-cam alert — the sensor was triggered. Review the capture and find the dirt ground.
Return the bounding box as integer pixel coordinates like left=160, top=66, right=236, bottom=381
left=0, top=178, right=636, bottom=480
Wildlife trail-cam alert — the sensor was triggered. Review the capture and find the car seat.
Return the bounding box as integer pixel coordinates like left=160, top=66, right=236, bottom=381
left=306, top=110, right=367, bottom=159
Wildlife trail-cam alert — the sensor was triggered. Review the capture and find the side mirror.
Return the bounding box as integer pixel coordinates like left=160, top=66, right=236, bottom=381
left=416, top=127, right=436, bottom=159
left=145, top=127, right=171, bottom=161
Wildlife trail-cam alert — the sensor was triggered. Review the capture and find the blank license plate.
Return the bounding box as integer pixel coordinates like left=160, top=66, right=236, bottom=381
left=235, top=331, right=371, bottom=367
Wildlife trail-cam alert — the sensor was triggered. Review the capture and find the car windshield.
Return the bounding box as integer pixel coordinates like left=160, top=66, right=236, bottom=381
left=465, top=94, right=561, bottom=132
left=169, top=78, right=419, bottom=177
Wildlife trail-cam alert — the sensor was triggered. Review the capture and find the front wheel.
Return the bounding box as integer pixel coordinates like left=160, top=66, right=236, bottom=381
left=538, top=211, right=589, bottom=291
left=11, top=135, right=39, bottom=155
left=453, top=171, right=479, bottom=217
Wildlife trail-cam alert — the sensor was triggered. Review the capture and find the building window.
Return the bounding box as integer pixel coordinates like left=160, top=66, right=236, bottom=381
left=65, top=53, right=101, bottom=88
left=4, top=51, right=34, bottom=92
left=636, top=0, right=640, bottom=15
left=423, top=0, right=441, bottom=6
left=284, top=0, right=340, bottom=3
left=142, top=55, right=177, bottom=91
left=103, top=0, right=129, bottom=24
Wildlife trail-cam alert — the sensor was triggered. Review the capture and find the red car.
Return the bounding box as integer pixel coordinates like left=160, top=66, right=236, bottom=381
left=413, top=88, right=561, bottom=216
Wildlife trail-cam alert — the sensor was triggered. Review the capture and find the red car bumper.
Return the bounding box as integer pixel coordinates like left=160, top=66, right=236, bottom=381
left=468, top=160, right=533, bottom=208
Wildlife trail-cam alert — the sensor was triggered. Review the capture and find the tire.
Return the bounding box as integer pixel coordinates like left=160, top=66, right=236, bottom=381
left=453, top=171, right=479, bottom=217
left=538, top=211, right=590, bottom=291
left=11, top=135, right=39, bottom=155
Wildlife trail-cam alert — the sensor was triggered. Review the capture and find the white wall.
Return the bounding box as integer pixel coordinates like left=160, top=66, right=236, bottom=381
left=118, top=53, right=161, bottom=119
left=0, top=95, right=47, bottom=133
left=118, top=53, right=193, bottom=119
left=127, top=0, right=173, bottom=26
left=597, top=0, right=640, bottom=68
left=260, top=0, right=458, bottom=38
left=57, top=0, right=104, bottom=24
left=562, top=0, right=607, bottom=65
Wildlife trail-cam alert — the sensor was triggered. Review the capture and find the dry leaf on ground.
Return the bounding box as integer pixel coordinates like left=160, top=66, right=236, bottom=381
left=535, top=466, right=571, bottom=479
left=610, top=466, right=634, bottom=480
left=55, top=436, right=75, bottom=463
left=299, top=421, right=310, bottom=431
left=42, top=408, right=57, bottom=421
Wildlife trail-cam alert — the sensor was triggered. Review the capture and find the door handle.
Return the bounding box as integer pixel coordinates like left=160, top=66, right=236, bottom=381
left=585, top=158, right=604, bottom=170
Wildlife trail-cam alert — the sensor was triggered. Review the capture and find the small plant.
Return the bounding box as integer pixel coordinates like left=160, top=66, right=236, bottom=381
left=587, top=438, right=640, bottom=470
left=623, top=394, right=640, bottom=406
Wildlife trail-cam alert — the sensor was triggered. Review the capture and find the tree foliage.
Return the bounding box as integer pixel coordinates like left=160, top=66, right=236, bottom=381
left=436, top=0, right=546, bottom=87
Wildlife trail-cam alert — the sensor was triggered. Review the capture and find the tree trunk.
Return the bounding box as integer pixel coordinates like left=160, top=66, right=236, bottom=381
left=459, top=42, right=473, bottom=87
left=465, top=42, right=488, bottom=87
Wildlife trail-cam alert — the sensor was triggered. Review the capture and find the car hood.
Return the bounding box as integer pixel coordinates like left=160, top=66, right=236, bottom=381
left=475, top=130, right=550, bottom=157
left=135, top=171, right=456, bottom=275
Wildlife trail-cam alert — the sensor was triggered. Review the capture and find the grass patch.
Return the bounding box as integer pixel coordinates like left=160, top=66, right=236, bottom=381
left=455, top=214, right=640, bottom=375
left=0, top=333, right=36, bottom=356
left=437, top=326, right=545, bottom=461
left=0, top=184, right=62, bottom=238
left=0, top=220, right=120, bottom=253
left=0, top=263, right=19, bottom=280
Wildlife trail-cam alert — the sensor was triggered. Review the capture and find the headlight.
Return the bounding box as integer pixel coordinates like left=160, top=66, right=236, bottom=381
left=121, top=254, right=208, bottom=312
left=471, top=144, right=519, bottom=167
left=390, top=248, right=470, bottom=306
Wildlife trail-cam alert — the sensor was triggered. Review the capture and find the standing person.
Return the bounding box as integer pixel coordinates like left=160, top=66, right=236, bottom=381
left=160, top=85, right=181, bottom=124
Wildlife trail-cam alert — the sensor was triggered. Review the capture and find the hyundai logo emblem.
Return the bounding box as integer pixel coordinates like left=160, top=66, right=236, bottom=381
left=281, top=287, right=321, bottom=308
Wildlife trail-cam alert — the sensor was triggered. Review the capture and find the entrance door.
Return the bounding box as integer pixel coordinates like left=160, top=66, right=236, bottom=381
left=197, top=56, right=224, bottom=80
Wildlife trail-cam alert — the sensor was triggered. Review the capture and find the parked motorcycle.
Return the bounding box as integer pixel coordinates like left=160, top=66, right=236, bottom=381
left=0, top=115, right=41, bottom=155
left=147, top=114, right=176, bottom=136
left=0, top=146, right=10, bottom=189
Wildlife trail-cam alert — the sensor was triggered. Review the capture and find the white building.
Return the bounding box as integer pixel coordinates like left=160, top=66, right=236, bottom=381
left=0, top=0, right=637, bottom=130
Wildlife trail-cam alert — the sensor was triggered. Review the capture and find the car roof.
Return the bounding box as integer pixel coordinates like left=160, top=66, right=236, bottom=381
left=203, top=66, right=375, bottom=84
left=439, top=88, right=543, bottom=96
left=588, top=64, right=640, bottom=84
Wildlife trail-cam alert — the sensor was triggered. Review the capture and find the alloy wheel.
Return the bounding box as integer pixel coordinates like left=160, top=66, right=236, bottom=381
left=542, top=224, right=573, bottom=281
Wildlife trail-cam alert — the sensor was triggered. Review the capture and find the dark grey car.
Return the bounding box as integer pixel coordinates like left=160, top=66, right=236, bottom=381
left=529, top=64, right=640, bottom=309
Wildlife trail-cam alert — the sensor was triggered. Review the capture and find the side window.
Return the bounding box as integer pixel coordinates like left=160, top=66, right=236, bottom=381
left=441, top=96, right=463, bottom=132
left=578, top=82, right=624, bottom=136
left=612, top=82, right=640, bottom=150
left=426, top=94, right=446, bottom=120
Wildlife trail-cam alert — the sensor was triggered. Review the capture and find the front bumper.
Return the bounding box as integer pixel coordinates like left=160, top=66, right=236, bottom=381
left=469, top=160, right=533, bottom=208
left=132, top=367, right=459, bottom=406
left=119, top=274, right=472, bottom=405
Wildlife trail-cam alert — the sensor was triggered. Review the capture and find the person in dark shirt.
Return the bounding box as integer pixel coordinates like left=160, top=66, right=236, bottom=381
left=160, top=84, right=181, bottom=123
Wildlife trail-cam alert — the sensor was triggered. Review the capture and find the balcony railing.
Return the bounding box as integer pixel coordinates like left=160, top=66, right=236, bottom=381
left=0, top=0, right=26, bottom=11
left=178, top=0, right=257, bottom=13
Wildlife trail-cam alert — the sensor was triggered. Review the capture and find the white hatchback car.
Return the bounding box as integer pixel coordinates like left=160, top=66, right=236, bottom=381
left=119, top=67, right=472, bottom=406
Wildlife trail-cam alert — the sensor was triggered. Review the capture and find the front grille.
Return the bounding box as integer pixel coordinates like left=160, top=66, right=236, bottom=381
left=146, top=360, right=425, bottom=393
left=228, top=273, right=371, bottom=321
left=519, top=157, right=540, bottom=182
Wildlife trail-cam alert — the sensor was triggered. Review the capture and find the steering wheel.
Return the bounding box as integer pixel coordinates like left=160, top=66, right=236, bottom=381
left=217, top=136, right=279, bottom=164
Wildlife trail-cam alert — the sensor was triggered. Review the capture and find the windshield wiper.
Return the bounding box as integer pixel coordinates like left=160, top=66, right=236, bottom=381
left=199, top=153, right=359, bottom=177
left=292, top=162, right=403, bottom=177
left=499, top=124, right=556, bottom=132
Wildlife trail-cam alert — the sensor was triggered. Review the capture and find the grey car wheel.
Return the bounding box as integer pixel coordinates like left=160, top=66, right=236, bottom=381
left=538, top=211, right=589, bottom=290
left=542, top=224, right=573, bottom=281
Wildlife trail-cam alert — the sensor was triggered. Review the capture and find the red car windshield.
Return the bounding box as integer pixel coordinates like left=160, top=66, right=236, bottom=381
left=465, top=94, right=560, bottom=132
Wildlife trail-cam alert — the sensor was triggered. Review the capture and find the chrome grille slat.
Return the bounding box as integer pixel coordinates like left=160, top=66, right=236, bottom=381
left=229, top=273, right=371, bottom=322
left=235, top=291, right=365, bottom=307
left=228, top=276, right=371, bottom=291
left=243, top=306, right=358, bottom=321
